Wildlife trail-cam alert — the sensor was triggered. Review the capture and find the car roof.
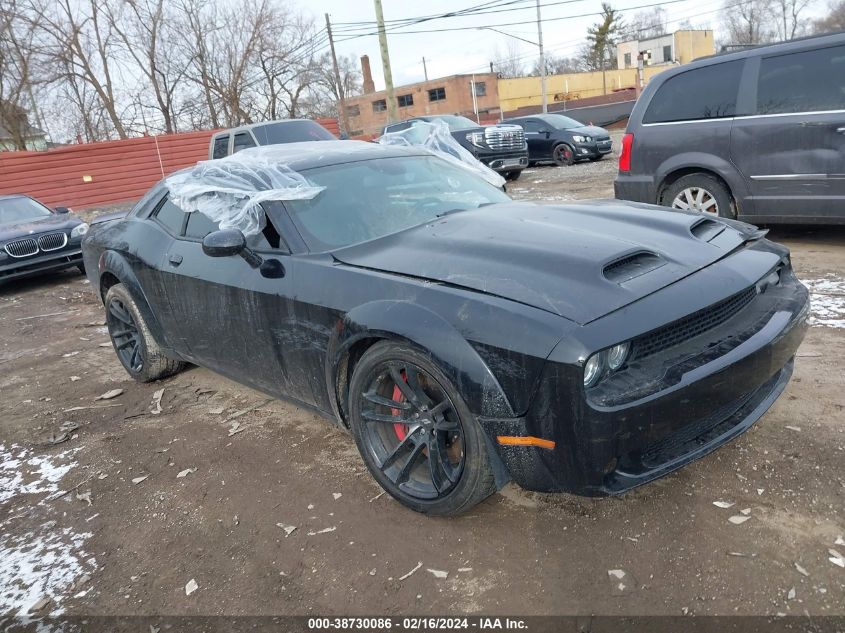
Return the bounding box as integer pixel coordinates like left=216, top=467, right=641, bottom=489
left=0, top=194, right=28, bottom=200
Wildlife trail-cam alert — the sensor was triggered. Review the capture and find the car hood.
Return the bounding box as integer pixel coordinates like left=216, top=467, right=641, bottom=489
left=0, top=214, right=82, bottom=241
left=332, top=200, right=762, bottom=324
left=570, top=125, right=609, bottom=138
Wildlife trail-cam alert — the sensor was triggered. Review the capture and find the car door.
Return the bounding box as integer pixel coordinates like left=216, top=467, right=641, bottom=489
left=518, top=119, right=549, bottom=159
left=730, top=43, right=845, bottom=222
left=158, top=199, right=317, bottom=405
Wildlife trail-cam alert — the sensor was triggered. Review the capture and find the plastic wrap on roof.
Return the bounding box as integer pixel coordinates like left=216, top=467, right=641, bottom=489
left=377, top=119, right=506, bottom=188
left=165, top=146, right=326, bottom=236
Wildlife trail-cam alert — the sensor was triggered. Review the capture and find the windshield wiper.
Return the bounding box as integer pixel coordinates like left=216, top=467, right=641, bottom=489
left=435, top=202, right=498, bottom=218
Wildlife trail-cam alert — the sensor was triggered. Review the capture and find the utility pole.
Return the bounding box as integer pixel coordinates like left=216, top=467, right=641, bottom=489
left=373, top=0, right=398, bottom=123
left=535, top=0, right=547, bottom=113
left=325, top=13, right=350, bottom=137
left=422, top=57, right=428, bottom=81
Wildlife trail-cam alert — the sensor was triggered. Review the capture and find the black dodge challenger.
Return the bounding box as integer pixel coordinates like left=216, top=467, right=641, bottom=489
left=81, top=141, right=809, bottom=515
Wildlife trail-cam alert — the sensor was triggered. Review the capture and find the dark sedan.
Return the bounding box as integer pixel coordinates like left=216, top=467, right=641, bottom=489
left=504, top=113, right=612, bottom=166
left=82, top=141, right=808, bottom=516
left=0, top=194, right=88, bottom=284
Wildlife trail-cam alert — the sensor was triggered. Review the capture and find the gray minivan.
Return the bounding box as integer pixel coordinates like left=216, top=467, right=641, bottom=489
left=615, top=32, right=845, bottom=224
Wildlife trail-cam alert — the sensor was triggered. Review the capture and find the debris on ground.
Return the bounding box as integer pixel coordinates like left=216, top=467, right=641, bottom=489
left=96, top=388, right=124, bottom=401
left=427, top=568, right=448, bottom=579
left=828, top=549, right=845, bottom=568
left=794, top=562, right=810, bottom=577
left=75, top=491, right=93, bottom=506
left=70, top=376, right=81, bottom=382
left=607, top=569, right=635, bottom=595
left=228, top=421, right=246, bottom=437
left=785, top=425, right=802, bottom=432
left=151, top=389, right=164, bottom=415
left=307, top=526, right=336, bottom=536
left=712, top=501, right=734, bottom=509
left=787, top=587, right=796, bottom=600
left=276, top=523, right=297, bottom=537
left=369, top=491, right=385, bottom=503
left=208, top=406, right=225, bottom=415
left=185, top=579, right=198, bottom=596
left=398, top=562, right=423, bottom=581
left=132, top=475, right=149, bottom=485
left=28, top=596, right=51, bottom=613
left=176, top=468, right=196, bottom=478
left=332, top=492, right=342, bottom=500
left=728, top=515, right=751, bottom=525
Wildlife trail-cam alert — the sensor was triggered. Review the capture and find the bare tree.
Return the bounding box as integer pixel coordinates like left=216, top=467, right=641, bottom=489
left=491, top=41, right=526, bottom=78
left=772, top=0, right=815, bottom=40
left=721, top=0, right=776, bottom=46
left=305, top=52, right=363, bottom=119
left=813, top=0, right=845, bottom=31
left=0, top=0, right=41, bottom=149
left=623, top=7, right=668, bottom=40
left=529, top=54, right=581, bottom=76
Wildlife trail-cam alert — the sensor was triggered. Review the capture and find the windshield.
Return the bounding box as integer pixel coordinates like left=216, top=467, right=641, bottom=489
left=252, top=121, right=335, bottom=144
left=0, top=196, right=53, bottom=226
left=544, top=114, right=583, bottom=130
left=427, top=116, right=478, bottom=131
left=285, top=155, right=510, bottom=251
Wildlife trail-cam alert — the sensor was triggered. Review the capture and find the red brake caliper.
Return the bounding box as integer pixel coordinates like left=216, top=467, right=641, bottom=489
left=391, top=372, right=409, bottom=441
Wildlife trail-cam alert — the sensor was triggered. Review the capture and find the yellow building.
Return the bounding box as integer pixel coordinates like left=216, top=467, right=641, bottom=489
left=617, top=30, right=714, bottom=69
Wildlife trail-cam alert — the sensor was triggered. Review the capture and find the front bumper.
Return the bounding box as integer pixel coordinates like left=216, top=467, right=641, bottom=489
left=0, top=247, right=83, bottom=284
left=481, top=263, right=809, bottom=496
left=573, top=139, right=612, bottom=159
left=473, top=148, right=529, bottom=173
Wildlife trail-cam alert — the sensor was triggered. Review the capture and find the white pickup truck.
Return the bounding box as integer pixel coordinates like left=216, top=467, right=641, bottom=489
left=209, top=119, right=336, bottom=159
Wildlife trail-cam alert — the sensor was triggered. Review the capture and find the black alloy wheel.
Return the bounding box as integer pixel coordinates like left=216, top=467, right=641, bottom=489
left=553, top=143, right=575, bottom=166
left=107, top=296, right=144, bottom=374
left=358, top=361, right=464, bottom=500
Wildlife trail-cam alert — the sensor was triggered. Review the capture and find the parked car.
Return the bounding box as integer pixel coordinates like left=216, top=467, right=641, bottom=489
left=82, top=141, right=808, bottom=515
left=382, top=115, right=528, bottom=181
left=615, top=31, right=845, bottom=223
left=209, top=119, right=336, bottom=159
left=503, top=113, right=613, bottom=166
left=0, top=194, right=88, bottom=284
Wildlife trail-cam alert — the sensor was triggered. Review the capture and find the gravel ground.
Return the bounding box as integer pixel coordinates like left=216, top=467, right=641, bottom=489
left=1, top=139, right=844, bottom=619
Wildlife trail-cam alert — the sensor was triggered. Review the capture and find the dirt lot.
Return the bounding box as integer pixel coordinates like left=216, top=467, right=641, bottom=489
left=2, top=138, right=844, bottom=619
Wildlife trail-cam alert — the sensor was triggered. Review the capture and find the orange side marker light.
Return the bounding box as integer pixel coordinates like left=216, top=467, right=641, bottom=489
left=497, top=435, right=556, bottom=450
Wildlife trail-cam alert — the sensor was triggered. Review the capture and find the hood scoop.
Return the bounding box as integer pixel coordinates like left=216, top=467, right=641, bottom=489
left=690, top=218, right=726, bottom=242
left=603, top=251, right=664, bottom=284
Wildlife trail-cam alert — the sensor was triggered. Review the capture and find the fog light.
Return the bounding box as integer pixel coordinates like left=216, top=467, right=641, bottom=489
left=607, top=342, right=630, bottom=371
left=584, top=353, right=605, bottom=388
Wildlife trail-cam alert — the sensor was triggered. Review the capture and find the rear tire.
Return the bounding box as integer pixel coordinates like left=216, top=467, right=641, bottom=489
left=504, top=170, right=522, bottom=182
left=553, top=143, right=575, bottom=166
left=348, top=341, right=496, bottom=516
left=662, top=173, right=735, bottom=219
left=105, top=283, right=184, bottom=382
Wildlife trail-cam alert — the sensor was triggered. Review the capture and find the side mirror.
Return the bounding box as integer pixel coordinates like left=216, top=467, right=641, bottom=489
left=202, top=228, right=264, bottom=268
left=55, top=206, right=71, bottom=214
left=202, top=229, right=245, bottom=257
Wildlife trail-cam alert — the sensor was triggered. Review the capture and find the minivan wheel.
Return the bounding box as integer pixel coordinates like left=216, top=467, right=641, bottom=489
left=348, top=341, right=496, bottom=516
left=662, top=173, right=735, bottom=218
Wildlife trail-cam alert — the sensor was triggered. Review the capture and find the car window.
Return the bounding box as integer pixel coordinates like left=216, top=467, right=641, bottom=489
left=233, top=132, right=256, bottom=153
left=544, top=114, right=582, bottom=130
left=184, top=209, right=285, bottom=252
left=284, top=155, right=510, bottom=252
left=212, top=135, right=229, bottom=159
left=643, top=60, right=743, bottom=123
left=428, top=115, right=478, bottom=131
left=0, top=196, right=53, bottom=226
left=384, top=121, right=412, bottom=134
left=519, top=120, right=543, bottom=133
left=757, top=45, right=845, bottom=115
left=153, top=197, right=187, bottom=234
left=251, top=121, right=335, bottom=144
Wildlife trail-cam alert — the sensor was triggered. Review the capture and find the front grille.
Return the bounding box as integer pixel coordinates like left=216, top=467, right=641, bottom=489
left=4, top=238, right=38, bottom=258
left=632, top=286, right=757, bottom=360
left=485, top=127, right=525, bottom=151
left=37, top=232, right=67, bottom=252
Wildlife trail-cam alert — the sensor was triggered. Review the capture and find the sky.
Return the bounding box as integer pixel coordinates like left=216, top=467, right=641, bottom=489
left=306, top=0, right=730, bottom=90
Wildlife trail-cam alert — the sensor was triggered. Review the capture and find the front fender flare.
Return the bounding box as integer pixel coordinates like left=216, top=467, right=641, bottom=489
left=326, top=300, right=515, bottom=426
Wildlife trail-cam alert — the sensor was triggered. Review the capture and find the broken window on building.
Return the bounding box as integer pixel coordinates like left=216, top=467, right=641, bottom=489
left=346, top=104, right=361, bottom=117
left=397, top=94, right=414, bottom=107
left=473, top=82, right=486, bottom=97
left=372, top=100, right=387, bottom=112
left=428, top=87, right=446, bottom=102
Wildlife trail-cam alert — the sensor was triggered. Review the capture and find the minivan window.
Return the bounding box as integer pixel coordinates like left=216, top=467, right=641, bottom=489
left=212, top=135, right=229, bottom=159
left=643, top=60, right=743, bottom=124
left=233, top=132, right=256, bottom=153
left=757, top=45, right=845, bottom=115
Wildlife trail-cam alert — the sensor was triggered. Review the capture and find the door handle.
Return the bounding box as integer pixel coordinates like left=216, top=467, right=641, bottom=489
left=168, top=253, right=183, bottom=267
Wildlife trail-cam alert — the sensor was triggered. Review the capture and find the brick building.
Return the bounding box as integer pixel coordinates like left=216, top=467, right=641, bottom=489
left=344, top=55, right=501, bottom=136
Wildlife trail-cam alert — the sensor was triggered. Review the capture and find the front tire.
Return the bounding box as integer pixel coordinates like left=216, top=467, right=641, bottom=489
left=504, top=170, right=521, bottom=182
left=662, top=173, right=735, bottom=218
left=104, top=283, right=184, bottom=382
left=348, top=341, right=496, bottom=516
left=553, top=143, right=575, bottom=166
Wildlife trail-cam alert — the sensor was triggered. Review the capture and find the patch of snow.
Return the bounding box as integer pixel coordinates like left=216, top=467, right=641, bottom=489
left=802, top=275, right=845, bottom=329
left=0, top=443, right=96, bottom=615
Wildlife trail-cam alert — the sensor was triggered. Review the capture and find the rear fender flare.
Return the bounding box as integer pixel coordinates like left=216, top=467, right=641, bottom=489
left=655, top=153, right=750, bottom=210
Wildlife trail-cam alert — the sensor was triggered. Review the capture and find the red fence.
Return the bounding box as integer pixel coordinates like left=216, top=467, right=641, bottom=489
left=0, top=119, right=340, bottom=210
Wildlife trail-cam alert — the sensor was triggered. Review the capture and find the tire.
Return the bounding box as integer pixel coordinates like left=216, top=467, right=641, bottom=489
left=552, top=143, right=575, bottom=166
left=348, top=340, right=496, bottom=516
left=104, top=283, right=184, bottom=382
left=504, top=170, right=521, bottom=182
left=77, top=264, right=86, bottom=275
left=662, top=173, right=735, bottom=219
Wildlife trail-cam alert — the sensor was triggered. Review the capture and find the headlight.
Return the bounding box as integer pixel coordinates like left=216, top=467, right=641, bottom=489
left=607, top=342, right=630, bottom=370
left=465, top=131, right=485, bottom=148
left=572, top=135, right=586, bottom=143
left=71, top=223, right=89, bottom=239
left=583, top=353, right=605, bottom=388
